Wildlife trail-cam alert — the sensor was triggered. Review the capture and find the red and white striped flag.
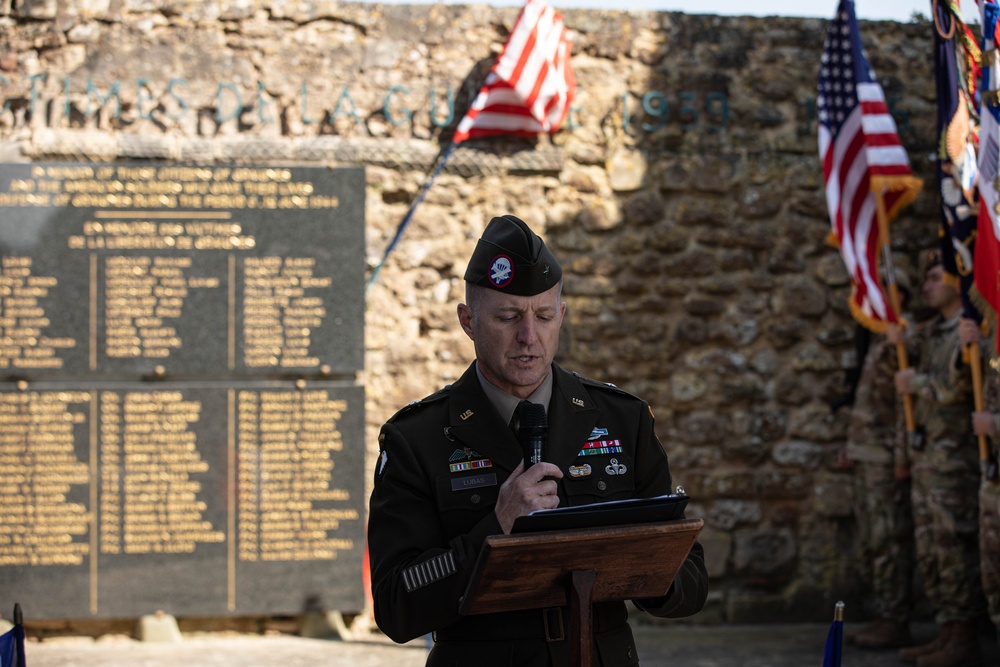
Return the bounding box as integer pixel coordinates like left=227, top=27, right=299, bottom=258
left=976, top=2, right=1000, bottom=352
left=818, top=0, right=921, bottom=332
left=452, top=0, right=576, bottom=144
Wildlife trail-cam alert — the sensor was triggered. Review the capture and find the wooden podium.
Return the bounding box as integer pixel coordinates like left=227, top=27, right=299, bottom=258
left=458, top=518, right=703, bottom=667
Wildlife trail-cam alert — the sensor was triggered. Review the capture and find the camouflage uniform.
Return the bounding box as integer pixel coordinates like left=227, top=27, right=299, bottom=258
left=899, top=313, right=985, bottom=623
left=979, top=356, right=1000, bottom=629
left=982, top=469, right=1000, bottom=629
left=846, top=335, right=914, bottom=623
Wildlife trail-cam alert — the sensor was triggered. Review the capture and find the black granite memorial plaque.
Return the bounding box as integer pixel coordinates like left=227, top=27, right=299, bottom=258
left=0, top=381, right=365, bottom=618
left=0, top=163, right=367, bottom=620
left=0, top=164, right=365, bottom=378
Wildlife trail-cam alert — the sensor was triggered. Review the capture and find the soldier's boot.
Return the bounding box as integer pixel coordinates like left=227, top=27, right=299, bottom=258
left=900, top=623, right=951, bottom=663
left=915, top=621, right=982, bottom=667
left=854, top=618, right=912, bottom=649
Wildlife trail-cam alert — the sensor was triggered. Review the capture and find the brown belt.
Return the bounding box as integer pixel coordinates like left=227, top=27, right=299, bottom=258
left=433, top=601, right=627, bottom=643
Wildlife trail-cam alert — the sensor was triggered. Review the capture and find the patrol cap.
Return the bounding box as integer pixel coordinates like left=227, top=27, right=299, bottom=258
left=464, top=215, right=562, bottom=296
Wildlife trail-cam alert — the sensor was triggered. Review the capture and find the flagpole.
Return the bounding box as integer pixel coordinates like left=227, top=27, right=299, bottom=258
left=366, top=142, right=458, bottom=292
left=967, top=340, right=991, bottom=470
left=873, top=182, right=916, bottom=435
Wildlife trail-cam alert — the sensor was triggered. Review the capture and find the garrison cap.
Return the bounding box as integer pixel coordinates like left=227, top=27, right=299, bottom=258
left=463, top=215, right=562, bottom=296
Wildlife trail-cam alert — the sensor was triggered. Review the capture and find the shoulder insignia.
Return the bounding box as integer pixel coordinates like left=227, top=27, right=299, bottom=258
left=572, top=371, right=629, bottom=395
left=388, top=385, right=451, bottom=422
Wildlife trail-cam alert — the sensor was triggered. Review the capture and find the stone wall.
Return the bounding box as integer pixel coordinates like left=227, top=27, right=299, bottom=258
left=0, top=1, right=938, bottom=623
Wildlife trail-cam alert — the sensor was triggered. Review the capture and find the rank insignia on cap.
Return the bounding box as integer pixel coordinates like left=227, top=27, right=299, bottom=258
left=568, top=464, right=592, bottom=478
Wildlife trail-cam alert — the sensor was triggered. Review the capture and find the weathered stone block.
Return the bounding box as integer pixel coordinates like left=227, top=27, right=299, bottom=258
left=776, top=276, right=828, bottom=317
left=697, top=526, right=732, bottom=579
left=732, top=527, right=796, bottom=576
left=754, top=469, right=811, bottom=499
left=647, top=226, right=689, bottom=253
left=682, top=293, right=726, bottom=316
left=707, top=499, right=762, bottom=531
left=675, top=410, right=732, bottom=445
left=669, top=371, right=709, bottom=403
left=788, top=402, right=845, bottom=442
left=772, top=440, right=824, bottom=468
left=792, top=343, right=838, bottom=373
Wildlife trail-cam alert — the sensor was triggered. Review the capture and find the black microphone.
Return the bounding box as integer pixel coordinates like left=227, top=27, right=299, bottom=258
left=517, top=402, right=547, bottom=466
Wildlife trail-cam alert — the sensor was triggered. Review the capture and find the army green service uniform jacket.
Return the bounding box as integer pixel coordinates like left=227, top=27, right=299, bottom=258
left=368, top=362, right=708, bottom=667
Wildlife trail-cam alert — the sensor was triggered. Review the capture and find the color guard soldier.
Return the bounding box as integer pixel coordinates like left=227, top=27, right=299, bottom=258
left=958, top=317, right=1000, bottom=653
left=891, top=253, right=986, bottom=667
left=843, top=276, right=915, bottom=649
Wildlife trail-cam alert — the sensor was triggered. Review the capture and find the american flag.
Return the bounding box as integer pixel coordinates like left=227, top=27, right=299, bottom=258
left=452, top=0, right=576, bottom=144
left=818, top=0, right=921, bottom=332
left=976, top=1, right=1000, bottom=352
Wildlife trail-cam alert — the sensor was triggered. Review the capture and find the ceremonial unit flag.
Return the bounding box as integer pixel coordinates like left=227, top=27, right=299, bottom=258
left=976, top=2, right=1000, bottom=352
left=452, top=0, right=576, bottom=143
left=818, top=0, right=922, bottom=332
left=0, top=604, right=25, bottom=667
left=934, top=0, right=982, bottom=322
left=820, top=602, right=845, bottom=667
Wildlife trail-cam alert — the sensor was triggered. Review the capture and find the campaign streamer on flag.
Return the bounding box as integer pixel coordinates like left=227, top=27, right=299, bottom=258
left=975, top=1, right=1000, bottom=352
left=934, top=0, right=982, bottom=323
left=817, top=0, right=922, bottom=333
left=452, top=0, right=576, bottom=143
